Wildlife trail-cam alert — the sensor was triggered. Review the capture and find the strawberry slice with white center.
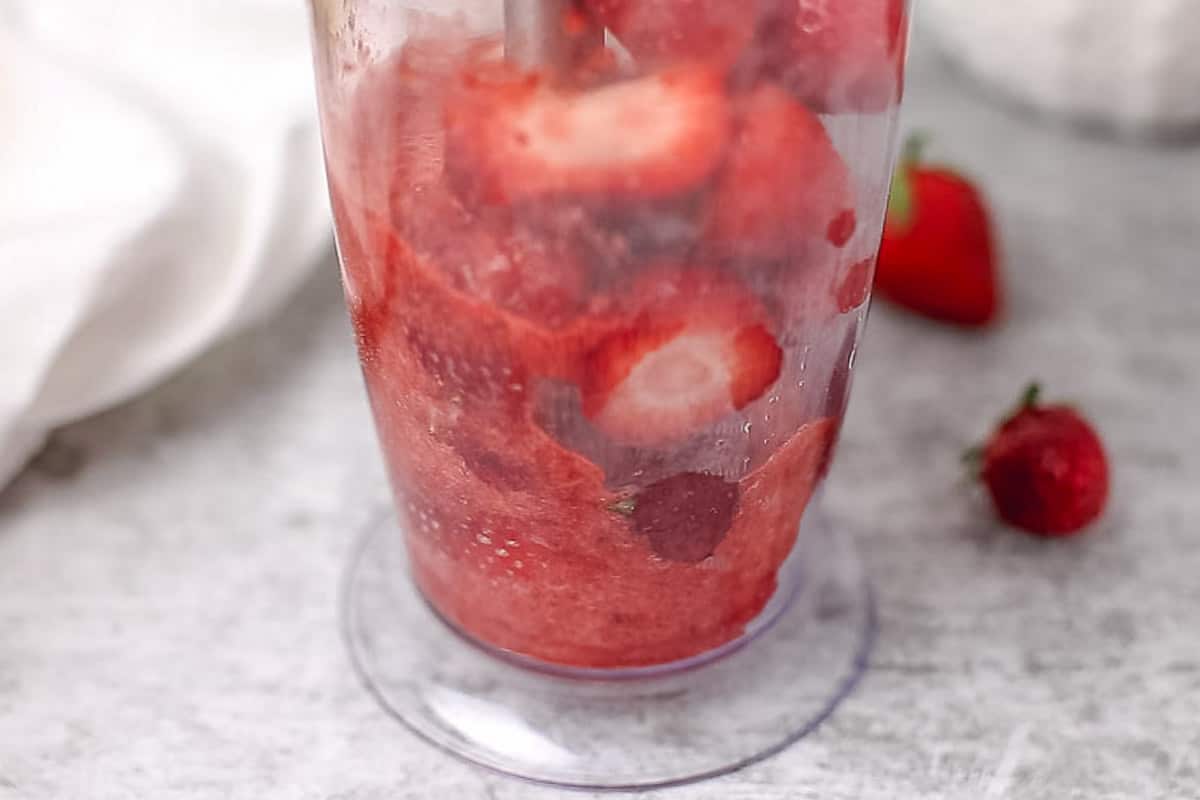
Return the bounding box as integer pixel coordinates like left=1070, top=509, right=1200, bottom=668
left=580, top=270, right=782, bottom=446
left=444, top=61, right=731, bottom=207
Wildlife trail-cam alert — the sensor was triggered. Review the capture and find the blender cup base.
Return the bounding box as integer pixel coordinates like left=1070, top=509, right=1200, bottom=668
left=342, top=499, right=874, bottom=790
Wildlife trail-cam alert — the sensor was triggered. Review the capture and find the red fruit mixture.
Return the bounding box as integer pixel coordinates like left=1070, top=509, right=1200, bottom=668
left=977, top=385, right=1110, bottom=537
left=323, top=9, right=907, bottom=668
left=584, top=0, right=757, bottom=68
left=757, top=0, right=908, bottom=112
left=584, top=0, right=906, bottom=111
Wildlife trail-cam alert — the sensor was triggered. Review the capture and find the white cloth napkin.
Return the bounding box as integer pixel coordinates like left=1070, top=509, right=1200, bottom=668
left=0, top=1, right=331, bottom=486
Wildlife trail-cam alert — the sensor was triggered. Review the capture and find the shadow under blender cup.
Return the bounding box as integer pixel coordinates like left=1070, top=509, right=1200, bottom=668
left=311, top=0, right=909, bottom=787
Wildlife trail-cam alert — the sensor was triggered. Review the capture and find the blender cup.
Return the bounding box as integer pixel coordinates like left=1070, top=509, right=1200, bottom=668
left=309, top=0, right=909, bottom=787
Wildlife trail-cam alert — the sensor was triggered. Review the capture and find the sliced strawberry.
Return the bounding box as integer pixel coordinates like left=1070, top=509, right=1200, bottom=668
left=340, top=200, right=591, bottom=420
left=624, top=472, right=739, bottom=562
left=580, top=269, right=782, bottom=446
left=583, top=0, right=757, bottom=68
left=443, top=61, right=731, bottom=207
left=758, top=0, right=908, bottom=113
left=705, top=84, right=857, bottom=262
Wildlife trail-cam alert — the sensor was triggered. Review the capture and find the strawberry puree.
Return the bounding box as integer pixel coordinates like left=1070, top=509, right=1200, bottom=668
left=321, top=10, right=900, bottom=667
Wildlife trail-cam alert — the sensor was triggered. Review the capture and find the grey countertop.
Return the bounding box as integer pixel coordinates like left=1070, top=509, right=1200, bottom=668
left=2, top=39, right=1199, bottom=800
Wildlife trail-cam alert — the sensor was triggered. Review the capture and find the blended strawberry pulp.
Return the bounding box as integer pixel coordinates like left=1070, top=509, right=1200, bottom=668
left=323, top=5, right=903, bottom=669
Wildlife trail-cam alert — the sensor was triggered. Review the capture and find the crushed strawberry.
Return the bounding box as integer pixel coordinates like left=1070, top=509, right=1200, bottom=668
left=704, top=84, right=856, bottom=262
left=758, top=0, right=907, bottom=113
left=395, top=185, right=590, bottom=329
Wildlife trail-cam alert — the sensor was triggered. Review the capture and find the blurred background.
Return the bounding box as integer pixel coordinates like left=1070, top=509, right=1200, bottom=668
left=0, top=0, right=328, bottom=484
left=1, top=1, right=1198, bottom=798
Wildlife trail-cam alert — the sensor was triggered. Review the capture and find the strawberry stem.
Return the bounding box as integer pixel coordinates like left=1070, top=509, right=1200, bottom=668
left=997, top=381, right=1044, bottom=426
left=886, top=170, right=912, bottom=229
left=1021, top=382, right=1042, bottom=409
left=901, top=131, right=930, bottom=167
left=961, top=444, right=985, bottom=477
left=887, top=132, right=929, bottom=230
left=965, top=383, right=1044, bottom=483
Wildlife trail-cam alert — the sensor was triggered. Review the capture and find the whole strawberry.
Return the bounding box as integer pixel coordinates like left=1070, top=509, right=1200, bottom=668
left=876, top=136, right=1001, bottom=326
left=975, top=384, right=1110, bottom=537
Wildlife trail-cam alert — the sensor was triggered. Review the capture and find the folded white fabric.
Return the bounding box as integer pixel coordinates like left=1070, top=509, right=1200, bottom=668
left=0, top=1, right=331, bottom=486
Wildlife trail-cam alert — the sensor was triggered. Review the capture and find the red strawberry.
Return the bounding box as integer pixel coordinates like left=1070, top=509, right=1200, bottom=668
left=580, top=268, right=783, bottom=446
left=616, top=472, right=740, bottom=563
left=704, top=84, right=857, bottom=262
left=974, top=384, right=1110, bottom=537
left=875, top=136, right=1001, bottom=326
left=582, top=0, right=756, bottom=68
left=758, top=0, right=907, bottom=113
left=443, top=60, right=731, bottom=207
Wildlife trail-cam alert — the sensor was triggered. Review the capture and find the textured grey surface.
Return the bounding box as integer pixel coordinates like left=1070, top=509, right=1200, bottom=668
left=2, top=40, right=1199, bottom=800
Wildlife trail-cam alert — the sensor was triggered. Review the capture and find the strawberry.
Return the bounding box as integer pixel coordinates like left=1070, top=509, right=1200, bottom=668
left=973, top=384, right=1110, bottom=537
left=758, top=0, right=907, bottom=113
left=582, top=0, right=756, bottom=68
left=875, top=136, right=1001, bottom=326
left=580, top=268, right=783, bottom=446
left=704, top=83, right=857, bottom=262
left=615, top=472, right=740, bottom=563
left=443, top=60, right=731, bottom=208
